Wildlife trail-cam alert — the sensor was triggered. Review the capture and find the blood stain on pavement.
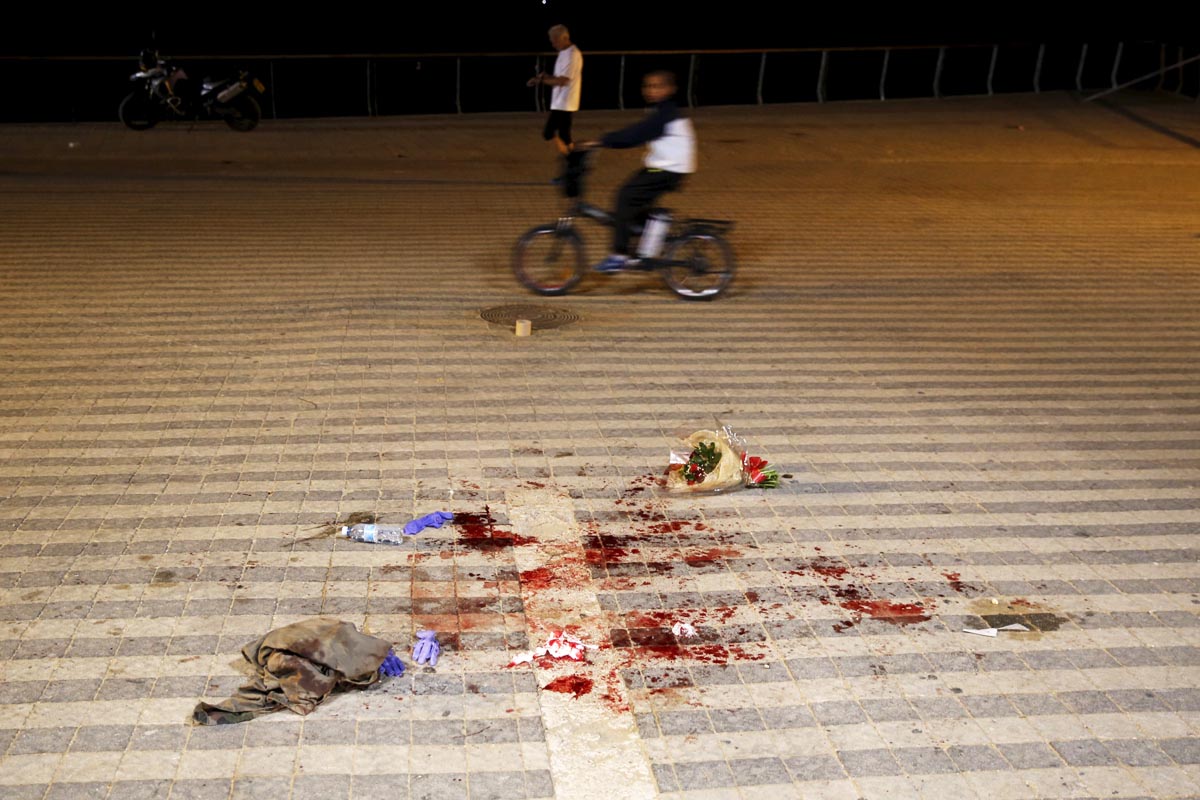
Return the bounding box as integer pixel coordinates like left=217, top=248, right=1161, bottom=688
left=542, top=675, right=594, bottom=699
left=839, top=598, right=931, bottom=624
left=943, top=572, right=966, bottom=593
left=454, top=507, right=539, bottom=549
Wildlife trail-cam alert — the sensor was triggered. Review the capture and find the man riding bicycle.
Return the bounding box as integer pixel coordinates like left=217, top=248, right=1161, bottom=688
left=580, top=70, right=696, bottom=273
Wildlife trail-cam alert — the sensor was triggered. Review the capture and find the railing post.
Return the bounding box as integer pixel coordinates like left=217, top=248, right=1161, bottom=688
left=987, top=45, right=998, bottom=96
left=880, top=48, right=890, bottom=101
left=688, top=53, right=697, bottom=108
left=1077, top=43, right=1089, bottom=93
left=1034, top=43, right=1045, bottom=93
left=1190, top=46, right=1196, bottom=98
left=269, top=60, right=277, bottom=119
left=1191, top=47, right=1199, bottom=102
left=1111, top=41, right=1124, bottom=90
left=817, top=50, right=828, bottom=103
left=934, top=46, right=945, bottom=99
left=366, top=59, right=372, bottom=116
left=456, top=56, right=462, bottom=114
left=1180, top=45, right=1187, bottom=96
left=757, top=52, right=766, bottom=105
left=619, top=54, right=625, bottom=111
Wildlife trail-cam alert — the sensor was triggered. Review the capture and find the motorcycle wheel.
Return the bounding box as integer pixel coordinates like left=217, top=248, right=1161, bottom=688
left=118, top=92, right=158, bottom=131
left=223, top=95, right=261, bottom=132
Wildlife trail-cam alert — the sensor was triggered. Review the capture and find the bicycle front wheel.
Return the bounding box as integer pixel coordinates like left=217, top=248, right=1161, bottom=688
left=661, top=231, right=735, bottom=300
left=513, top=225, right=586, bottom=296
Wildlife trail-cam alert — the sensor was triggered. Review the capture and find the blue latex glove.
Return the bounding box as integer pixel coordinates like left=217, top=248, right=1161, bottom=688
left=403, top=511, right=455, bottom=536
left=379, top=649, right=405, bottom=677
left=413, top=630, right=440, bottom=666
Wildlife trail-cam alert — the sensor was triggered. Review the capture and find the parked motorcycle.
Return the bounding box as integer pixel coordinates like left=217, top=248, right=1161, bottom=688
left=119, top=49, right=265, bottom=132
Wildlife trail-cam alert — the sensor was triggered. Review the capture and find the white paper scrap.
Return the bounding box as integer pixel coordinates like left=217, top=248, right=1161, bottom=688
left=672, top=622, right=697, bottom=638
left=506, top=632, right=596, bottom=667
left=963, top=627, right=999, bottom=637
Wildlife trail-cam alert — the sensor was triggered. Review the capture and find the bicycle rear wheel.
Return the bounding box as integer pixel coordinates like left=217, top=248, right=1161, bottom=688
left=661, top=231, right=735, bottom=300
left=513, top=225, right=586, bottom=296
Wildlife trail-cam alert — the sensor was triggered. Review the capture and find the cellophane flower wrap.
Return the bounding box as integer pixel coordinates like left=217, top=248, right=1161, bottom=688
left=666, top=422, right=780, bottom=493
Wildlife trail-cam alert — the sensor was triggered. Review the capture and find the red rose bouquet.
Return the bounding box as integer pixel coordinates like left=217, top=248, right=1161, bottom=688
left=666, top=422, right=781, bottom=493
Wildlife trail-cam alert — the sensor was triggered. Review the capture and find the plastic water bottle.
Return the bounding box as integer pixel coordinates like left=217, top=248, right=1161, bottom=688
left=341, top=524, right=408, bottom=545
left=637, top=212, right=671, bottom=258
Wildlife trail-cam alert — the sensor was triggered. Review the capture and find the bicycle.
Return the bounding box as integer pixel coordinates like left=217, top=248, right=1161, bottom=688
left=512, top=150, right=736, bottom=300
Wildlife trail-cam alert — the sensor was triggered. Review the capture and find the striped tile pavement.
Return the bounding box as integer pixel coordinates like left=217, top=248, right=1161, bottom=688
left=0, top=91, right=1198, bottom=799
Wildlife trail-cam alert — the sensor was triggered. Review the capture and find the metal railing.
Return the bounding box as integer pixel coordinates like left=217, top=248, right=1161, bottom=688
left=1082, top=49, right=1200, bottom=102
left=1, top=41, right=1194, bottom=122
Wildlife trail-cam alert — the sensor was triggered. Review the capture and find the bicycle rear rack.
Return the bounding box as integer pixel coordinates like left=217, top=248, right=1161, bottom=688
left=681, top=217, right=735, bottom=232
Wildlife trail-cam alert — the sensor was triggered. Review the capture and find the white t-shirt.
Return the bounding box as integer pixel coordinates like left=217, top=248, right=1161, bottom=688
left=551, top=45, right=583, bottom=112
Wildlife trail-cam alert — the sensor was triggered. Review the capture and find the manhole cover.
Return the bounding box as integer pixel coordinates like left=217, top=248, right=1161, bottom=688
left=480, top=304, right=579, bottom=330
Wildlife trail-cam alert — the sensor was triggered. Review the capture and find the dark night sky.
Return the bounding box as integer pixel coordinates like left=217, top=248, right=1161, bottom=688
left=0, top=4, right=1183, bottom=123
left=0, top=4, right=1172, bottom=57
